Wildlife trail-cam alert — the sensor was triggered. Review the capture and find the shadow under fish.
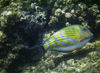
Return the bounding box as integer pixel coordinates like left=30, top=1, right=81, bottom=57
left=52, top=48, right=95, bottom=68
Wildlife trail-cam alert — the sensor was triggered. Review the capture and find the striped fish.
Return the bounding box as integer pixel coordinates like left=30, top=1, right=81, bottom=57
left=43, top=25, right=93, bottom=53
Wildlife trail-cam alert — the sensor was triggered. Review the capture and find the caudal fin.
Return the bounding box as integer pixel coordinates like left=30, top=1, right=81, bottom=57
left=28, top=45, right=46, bottom=61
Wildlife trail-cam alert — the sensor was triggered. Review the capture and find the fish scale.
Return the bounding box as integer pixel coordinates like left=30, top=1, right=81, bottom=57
left=43, top=25, right=93, bottom=53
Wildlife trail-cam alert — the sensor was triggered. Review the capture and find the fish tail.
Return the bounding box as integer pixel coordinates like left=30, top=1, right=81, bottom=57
left=40, top=45, right=46, bottom=56
left=28, top=45, right=46, bottom=61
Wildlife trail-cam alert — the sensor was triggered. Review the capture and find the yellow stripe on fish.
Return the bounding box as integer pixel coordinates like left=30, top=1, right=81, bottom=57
left=44, top=32, right=80, bottom=46
left=43, top=25, right=93, bottom=53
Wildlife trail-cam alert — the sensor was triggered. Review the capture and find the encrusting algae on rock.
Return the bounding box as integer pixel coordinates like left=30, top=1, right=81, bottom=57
left=0, top=0, right=100, bottom=73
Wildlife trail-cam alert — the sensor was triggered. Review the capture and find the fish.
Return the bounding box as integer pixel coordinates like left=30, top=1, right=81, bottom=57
left=42, top=25, right=93, bottom=53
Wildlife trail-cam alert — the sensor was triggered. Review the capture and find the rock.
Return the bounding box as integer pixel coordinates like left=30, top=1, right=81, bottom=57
left=0, top=0, right=100, bottom=73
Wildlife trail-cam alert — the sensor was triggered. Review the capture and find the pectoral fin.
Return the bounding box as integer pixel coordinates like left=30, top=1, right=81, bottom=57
left=72, top=48, right=80, bottom=53
left=80, top=38, right=85, bottom=42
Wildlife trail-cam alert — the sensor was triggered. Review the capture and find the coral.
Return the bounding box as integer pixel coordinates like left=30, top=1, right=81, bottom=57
left=0, top=0, right=100, bottom=73
left=0, top=1, right=47, bottom=72
left=0, top=0, right=11, bottom=8
left=0, top=1, right=47, bottom=45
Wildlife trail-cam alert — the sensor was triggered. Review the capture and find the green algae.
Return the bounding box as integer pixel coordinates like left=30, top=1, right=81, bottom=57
left=0, top=0, right=10, bottom=8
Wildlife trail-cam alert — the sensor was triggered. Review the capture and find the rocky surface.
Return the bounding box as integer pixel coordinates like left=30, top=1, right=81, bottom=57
left=0, top=0, right=100, bottom=73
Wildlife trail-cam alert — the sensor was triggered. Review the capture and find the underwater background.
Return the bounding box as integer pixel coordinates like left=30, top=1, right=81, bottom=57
left=0, top=0, right=100, bottom=73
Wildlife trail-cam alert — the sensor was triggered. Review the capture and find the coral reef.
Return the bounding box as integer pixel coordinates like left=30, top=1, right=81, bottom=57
left=0, top=0, right=100, bottom=73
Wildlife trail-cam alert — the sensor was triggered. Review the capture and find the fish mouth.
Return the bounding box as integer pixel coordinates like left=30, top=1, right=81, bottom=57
left=89, top=32, right=93, bottom=39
